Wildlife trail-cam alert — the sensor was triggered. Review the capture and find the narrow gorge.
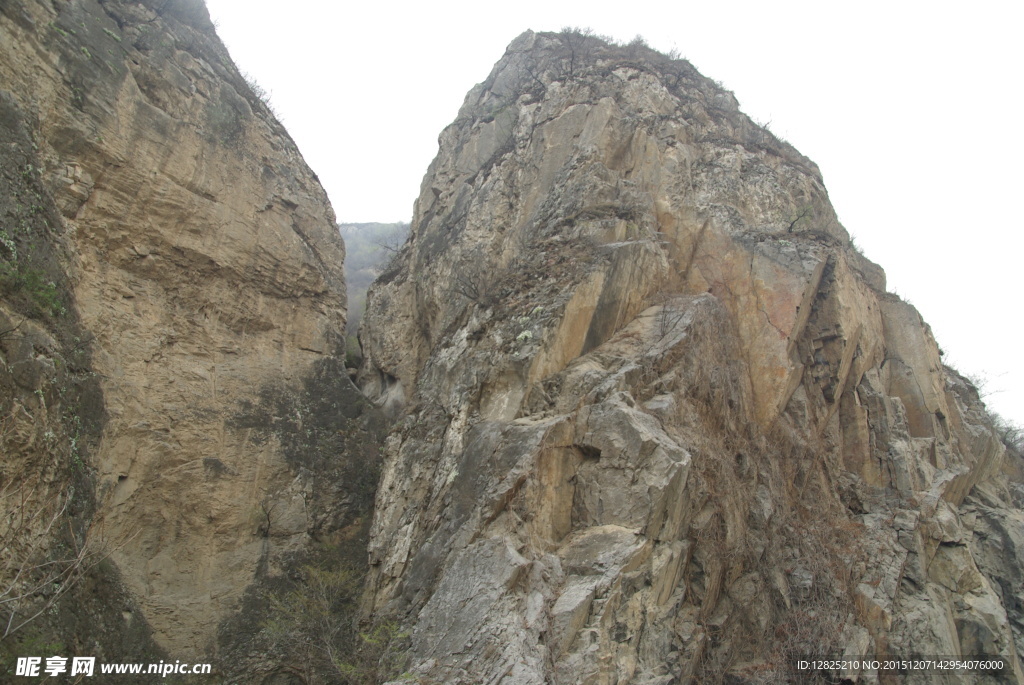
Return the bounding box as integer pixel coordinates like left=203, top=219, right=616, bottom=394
left=0, top=4, right=1021, bottom=684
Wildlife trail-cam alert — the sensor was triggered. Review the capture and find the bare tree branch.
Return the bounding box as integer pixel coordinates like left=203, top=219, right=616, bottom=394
left=0, top=481, right=103, bottom=639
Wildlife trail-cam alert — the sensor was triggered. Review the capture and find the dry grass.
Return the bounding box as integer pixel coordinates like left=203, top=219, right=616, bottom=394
left=657, top=327, right=869, bottom=683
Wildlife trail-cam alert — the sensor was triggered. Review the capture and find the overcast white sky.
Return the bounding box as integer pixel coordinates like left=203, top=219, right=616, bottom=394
left=204, top=0, right=1023, bottom=425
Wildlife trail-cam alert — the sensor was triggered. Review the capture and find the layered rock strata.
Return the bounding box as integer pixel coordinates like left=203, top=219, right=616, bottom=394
left=0, top=0, right=377, bottom=664
left=359, top=31, right=1024, bottom=683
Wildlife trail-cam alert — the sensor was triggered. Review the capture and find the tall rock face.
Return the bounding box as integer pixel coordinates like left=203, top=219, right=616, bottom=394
left=360, top=31, right=1024, bottom=683
left=0, top=0, right=379, bottom=665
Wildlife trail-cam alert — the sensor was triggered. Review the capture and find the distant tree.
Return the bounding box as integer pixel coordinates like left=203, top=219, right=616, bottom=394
left=557, top=26, right=596, bottom=80
left=338, top=223, right=410, bottom=366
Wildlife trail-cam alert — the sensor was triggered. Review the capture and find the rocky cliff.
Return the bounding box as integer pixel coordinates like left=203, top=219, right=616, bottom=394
left=0, top=0, right=381, bottom=673
left=359, top=31, right=1024, bottom=683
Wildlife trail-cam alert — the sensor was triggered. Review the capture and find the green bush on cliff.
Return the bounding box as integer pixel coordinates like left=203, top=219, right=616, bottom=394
left=0, top=263, right=65, bottom=318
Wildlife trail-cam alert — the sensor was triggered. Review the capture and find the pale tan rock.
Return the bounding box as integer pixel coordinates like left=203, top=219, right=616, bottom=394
left=360, top=31, right=1024, bottom=683
left=0, top=0, right=361, bottom=660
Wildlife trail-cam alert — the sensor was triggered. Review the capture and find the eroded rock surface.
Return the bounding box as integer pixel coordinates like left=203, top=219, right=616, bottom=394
left=0, top=0, right=379, bottom=666
left=360, top=31, right=1024, bottom=683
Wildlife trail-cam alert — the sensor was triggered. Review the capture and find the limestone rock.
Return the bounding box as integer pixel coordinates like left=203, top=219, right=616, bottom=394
left=360, top=31, right=1024, bottom=683
left=0, top=0, right=379, bottom=666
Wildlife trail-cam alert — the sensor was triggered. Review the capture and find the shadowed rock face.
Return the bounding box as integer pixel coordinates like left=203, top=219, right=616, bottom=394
left=0, top=0, right=379, bottom=662
left=360, top=31, right=1024, bottom=683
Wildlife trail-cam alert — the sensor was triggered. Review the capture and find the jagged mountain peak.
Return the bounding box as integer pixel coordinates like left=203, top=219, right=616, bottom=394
left=357, top=28, right=1024, bottom=684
